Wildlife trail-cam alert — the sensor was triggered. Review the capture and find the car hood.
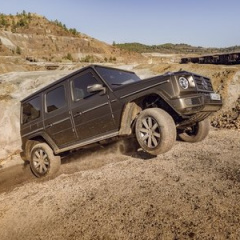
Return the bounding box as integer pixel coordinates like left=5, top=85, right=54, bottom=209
left=111, top=74, right=172, bottom=99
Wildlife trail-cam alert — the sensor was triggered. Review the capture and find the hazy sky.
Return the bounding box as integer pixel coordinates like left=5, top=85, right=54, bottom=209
left=1, top=0, right=239, bottom=47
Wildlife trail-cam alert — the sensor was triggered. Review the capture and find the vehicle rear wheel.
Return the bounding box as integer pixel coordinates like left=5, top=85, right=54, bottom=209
left=178, top=118, right=210, bottom=143
left=30, top=143, right=61, bottom=178
left=135, top=108, right=176, bottom=155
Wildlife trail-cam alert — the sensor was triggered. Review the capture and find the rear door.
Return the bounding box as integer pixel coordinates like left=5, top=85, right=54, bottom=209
left=70, top=70, right=117, bottom=142
left=43, top=82, right=77, bottom=148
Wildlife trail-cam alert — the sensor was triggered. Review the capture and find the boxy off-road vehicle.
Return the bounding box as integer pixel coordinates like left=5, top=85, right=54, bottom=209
left=20, top=65, right=222, bottom=177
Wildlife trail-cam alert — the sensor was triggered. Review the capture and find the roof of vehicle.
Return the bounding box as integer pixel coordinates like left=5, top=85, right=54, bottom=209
left=20, top=64, right=136, bottom=102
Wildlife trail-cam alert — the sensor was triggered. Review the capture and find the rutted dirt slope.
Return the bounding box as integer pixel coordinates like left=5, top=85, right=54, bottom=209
left=0, top=129, right=239, bottom=239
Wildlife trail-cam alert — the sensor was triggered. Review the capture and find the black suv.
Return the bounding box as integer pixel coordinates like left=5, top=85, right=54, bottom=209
left=20, top=65, right=222, bottom=177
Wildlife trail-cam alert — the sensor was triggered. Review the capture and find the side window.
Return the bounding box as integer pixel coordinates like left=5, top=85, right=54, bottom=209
left=46, top=86, right=66, bottom=113
left=22, top=96, right=41, bottom=124
left=72, top=72, right=99, bottom=101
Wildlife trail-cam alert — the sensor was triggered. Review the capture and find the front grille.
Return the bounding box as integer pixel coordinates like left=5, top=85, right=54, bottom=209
left=191, top=97, right=201, bottom=105
left=193, top=75, right=213, bottom=91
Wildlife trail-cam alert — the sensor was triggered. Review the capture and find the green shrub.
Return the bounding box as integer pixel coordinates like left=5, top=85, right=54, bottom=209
left=64, top=53, right=73, bottom=61
left=81, top=55, right=94, bottom=63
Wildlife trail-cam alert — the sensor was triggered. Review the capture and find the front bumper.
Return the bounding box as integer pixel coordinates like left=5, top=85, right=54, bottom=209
left=170, top=92, right=222, bottom=116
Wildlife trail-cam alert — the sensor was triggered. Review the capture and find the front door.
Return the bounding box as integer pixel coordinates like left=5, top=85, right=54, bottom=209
left=70, top=70, right=116, bottom=142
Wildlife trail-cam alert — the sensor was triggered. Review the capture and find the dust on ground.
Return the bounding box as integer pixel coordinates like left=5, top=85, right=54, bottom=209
left=0, top=129, right=239, bottom=240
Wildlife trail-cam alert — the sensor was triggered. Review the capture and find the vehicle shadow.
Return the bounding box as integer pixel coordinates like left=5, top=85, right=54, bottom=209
left=116, top=138, right=155, bottom=160
left=126, top=149, right=156, bottom=160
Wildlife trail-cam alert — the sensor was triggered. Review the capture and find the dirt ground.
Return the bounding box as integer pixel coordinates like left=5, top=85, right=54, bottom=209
left=0, top=128, right=239, bottom=240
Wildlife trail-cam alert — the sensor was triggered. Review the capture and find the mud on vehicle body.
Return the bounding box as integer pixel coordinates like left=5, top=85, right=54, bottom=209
left=20, top=65, right=222, bottom=177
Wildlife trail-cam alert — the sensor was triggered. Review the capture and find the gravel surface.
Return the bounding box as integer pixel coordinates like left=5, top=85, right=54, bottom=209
left=0, top=129, right=240, bottom=240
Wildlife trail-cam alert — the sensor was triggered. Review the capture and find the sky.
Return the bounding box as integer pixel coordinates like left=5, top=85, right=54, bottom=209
left=0, top=0, right=240, bottom=48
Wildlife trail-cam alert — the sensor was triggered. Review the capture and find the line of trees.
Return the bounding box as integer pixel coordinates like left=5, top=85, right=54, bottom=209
left=52, top=19, right=78, bottom=35
left=0, top=11, right=79, bottom=36
left=114, top=42, right=240, bottom=54
left=0, top=11, right=32, bottom=32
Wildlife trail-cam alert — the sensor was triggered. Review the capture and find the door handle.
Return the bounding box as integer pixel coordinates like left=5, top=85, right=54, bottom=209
left=73, top=112, right=81, bottom=118
left=46, top=123, right=53, bottom=128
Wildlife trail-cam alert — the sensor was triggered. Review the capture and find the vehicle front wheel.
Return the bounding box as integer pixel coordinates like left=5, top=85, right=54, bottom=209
left=30, top=143, right=61, bottom=178
left=178, top=118, right=210, bottom=143
left=135, top=108, right=176, bottom=155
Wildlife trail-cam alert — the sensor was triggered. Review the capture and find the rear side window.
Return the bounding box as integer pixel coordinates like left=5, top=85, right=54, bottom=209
left=22, top=96, right=41, bottom=124
left=46, top=86, right=66, bottom=113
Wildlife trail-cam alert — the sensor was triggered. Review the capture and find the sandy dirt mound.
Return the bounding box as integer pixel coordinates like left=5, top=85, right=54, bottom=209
left=0, top=129, right=239, bottom=240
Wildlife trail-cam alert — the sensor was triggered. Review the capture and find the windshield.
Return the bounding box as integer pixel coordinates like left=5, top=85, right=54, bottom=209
left=95, top=66, right=141, bottom=89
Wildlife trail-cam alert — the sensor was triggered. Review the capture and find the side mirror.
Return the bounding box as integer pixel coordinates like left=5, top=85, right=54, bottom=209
left=87, top=84, right=106, bottom=95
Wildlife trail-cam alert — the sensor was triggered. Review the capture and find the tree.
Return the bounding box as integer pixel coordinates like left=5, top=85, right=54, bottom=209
left=27, top=12, right=32, bottom=20
left=69, top=28, right=77, bottom=35
left=17, top=18, right=27, bottom=27
left=0, top=15, right=7, bottom=26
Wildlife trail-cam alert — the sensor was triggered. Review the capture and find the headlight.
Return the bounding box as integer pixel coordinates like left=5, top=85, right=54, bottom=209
left=179, top=77, right=189, bottom=89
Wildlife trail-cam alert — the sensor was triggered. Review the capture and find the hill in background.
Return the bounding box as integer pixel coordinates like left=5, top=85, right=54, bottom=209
left=115, top=42, right=240, bottom=55
left=0, top=11, right=239, bottom=72
left=0, top=11, right=142, bottom=69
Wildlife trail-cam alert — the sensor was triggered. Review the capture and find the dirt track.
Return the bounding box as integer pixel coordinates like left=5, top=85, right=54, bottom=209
left=0, top=129, right=239, bottom=240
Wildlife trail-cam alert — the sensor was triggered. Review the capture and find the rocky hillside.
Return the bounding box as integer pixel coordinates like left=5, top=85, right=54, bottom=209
left=0, top=12, right=142, bottom=69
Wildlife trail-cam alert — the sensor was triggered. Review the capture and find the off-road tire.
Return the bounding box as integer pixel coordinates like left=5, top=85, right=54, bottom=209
left=30, top=143, right=61, bottom=178
left=178, top=118, right=210, bottom=143
left=135, top=108, right=176, bottom=155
